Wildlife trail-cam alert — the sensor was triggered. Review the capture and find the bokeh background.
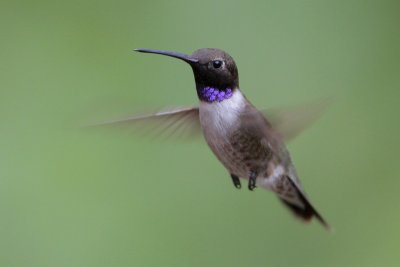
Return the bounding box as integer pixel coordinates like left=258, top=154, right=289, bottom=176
left=1, top=0, right=399, bottom=266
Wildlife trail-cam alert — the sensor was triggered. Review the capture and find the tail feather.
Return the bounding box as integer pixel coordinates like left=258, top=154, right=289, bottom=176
left=280, top=177, right=330, bottom=230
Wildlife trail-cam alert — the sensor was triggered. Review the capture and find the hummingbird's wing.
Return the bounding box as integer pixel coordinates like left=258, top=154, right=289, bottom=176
left=262, top=98, right=332, bottom=142
left=89, top=98, right=330, bottom=141
left=90, top=106, right=201, bottom=140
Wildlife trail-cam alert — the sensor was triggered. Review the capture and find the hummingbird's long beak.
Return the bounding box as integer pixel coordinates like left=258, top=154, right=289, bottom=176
left=134, top=48, right=198, bottom=64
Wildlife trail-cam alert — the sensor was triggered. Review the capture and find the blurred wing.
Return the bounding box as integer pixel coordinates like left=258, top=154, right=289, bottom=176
left=90, top=106, right=201, bottom=140
left=263, top=98, right=332, bottom=142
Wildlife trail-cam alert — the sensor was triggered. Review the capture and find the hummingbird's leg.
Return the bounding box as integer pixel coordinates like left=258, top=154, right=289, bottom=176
left=230, top=174, right=241, bottom=189
left=248, top=171, right=257, bottom=191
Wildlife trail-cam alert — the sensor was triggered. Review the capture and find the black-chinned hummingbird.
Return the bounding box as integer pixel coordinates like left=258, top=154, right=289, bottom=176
left=101, top=48, right=330, bottom=229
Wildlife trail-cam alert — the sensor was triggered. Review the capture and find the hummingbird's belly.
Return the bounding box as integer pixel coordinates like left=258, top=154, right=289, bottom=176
left=200, top=112, right=274, bottom=178
left=205, top=129, right=274, bottom=179
left=199, top=91, right=276, bottom=179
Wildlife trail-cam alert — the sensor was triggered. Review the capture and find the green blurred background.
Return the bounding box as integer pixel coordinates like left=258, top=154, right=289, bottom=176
left=1, top=0, right=399, bottom=266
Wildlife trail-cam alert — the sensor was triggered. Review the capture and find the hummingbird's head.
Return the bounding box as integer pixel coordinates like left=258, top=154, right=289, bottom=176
left=189, top=48, right=239, bottom=90
left=134, top=48, right=239, bottom=102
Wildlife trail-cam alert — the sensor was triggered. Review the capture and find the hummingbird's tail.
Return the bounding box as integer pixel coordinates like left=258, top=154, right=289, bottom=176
left=279, top=177, right=330, bottom=230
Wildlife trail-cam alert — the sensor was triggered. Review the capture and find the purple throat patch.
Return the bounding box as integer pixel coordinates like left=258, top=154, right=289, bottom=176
left=200, top=87, right=233, bottom=103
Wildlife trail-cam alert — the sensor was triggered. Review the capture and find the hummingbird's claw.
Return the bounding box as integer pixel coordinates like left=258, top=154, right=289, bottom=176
left=230, top=174, right=241, bottom=189
left=248, top=172, right=257, bottom=191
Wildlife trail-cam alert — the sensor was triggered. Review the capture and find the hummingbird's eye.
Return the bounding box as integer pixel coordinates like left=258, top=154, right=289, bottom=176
left=212, top=60, right=223, bottom=69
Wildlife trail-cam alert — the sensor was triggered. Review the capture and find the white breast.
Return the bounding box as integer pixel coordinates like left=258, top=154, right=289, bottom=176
left=199, top=89, right=246, bottom=135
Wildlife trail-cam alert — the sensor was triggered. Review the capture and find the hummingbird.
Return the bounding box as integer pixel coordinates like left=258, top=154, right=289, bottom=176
left=100, top=48, right=329, bottom=229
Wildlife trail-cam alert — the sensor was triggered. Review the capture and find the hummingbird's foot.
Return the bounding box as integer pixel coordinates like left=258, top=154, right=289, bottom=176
left=248, top=172, right=257, bottom=191
left=230, top=174, right=241, bottom=189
